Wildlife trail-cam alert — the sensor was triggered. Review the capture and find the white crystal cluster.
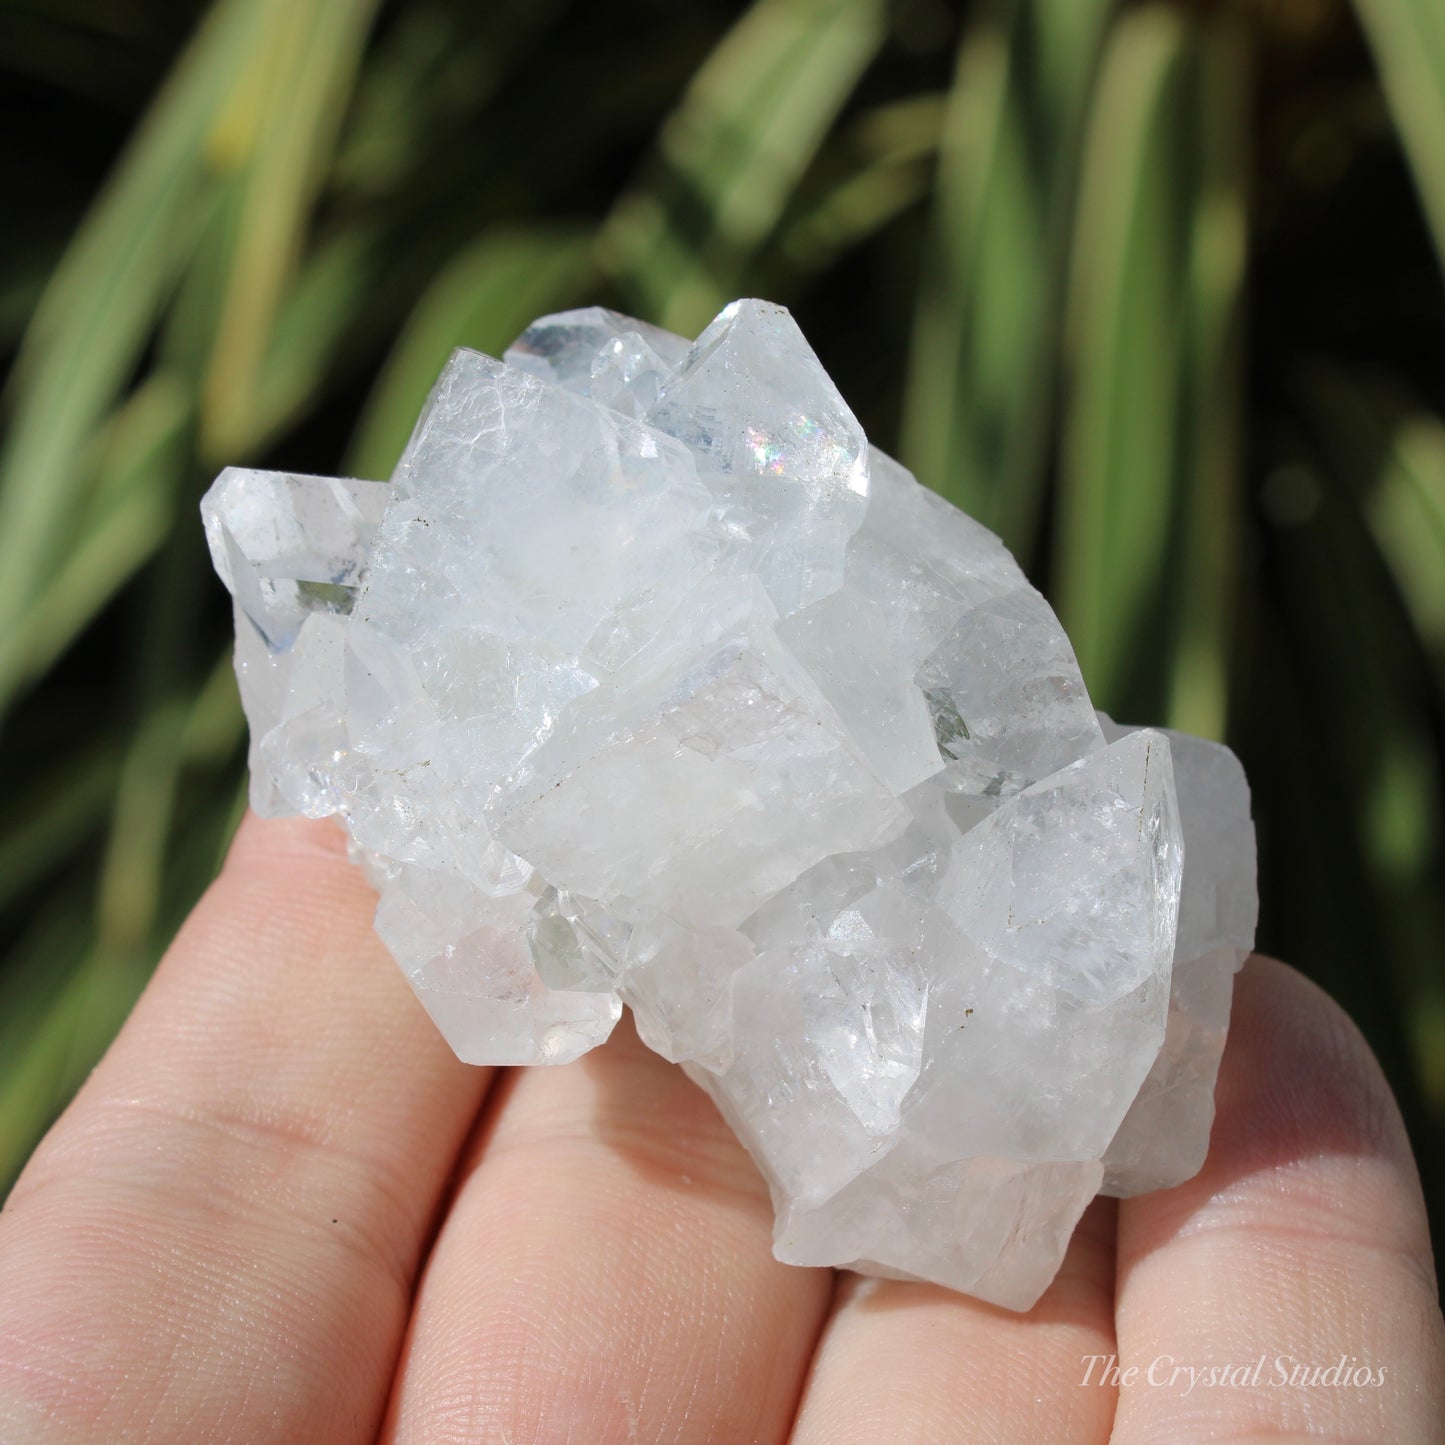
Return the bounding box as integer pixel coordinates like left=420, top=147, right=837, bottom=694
left=202, top=299, right=1256, bottom=1310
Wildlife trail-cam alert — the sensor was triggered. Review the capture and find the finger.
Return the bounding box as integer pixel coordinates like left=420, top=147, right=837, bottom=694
left=787, top=1196, right=1119, bottom=1445
left=0, top=814, right=492, bottom=1444
left=1111, top=955, right=1445, bottom=1443
left=380, top=1013, right=834, bottom=1445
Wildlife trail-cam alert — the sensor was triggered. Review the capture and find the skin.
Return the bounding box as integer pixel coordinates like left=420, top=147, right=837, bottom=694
left=0, top=812, right=1441, bottom=1443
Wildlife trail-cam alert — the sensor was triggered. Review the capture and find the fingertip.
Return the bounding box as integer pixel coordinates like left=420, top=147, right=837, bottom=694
left=1111, top=955, right=1445, bottom=1444
left=0, top=807, right=491, bottom=1445
left=223, top=811, right=356, bottom=876
left=1222, top=955, right=1411, bottom=1166
left=1139, top=954, right=1430, bottom=1273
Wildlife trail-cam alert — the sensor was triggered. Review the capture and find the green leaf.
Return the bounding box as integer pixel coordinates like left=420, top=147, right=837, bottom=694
left=599, top=0, right=888, bottom=333
left=0, top=744, right=119, bottom=915
left=1281, top=419, right=1445, bottom=1121
left=1366, top=411, right=1445, bottom=664
left=250, top=226, right=382, bottom=451
left=0, top=0, right=271, bottom=717
left=1351, top=0, right=1445, bottom=276
left=182, top=647, right=246, bottom=768
left=0, top=900, right=105, bottom=1192
left=329, top=1, right=566, bottom=201
left=1056, top=4, right=1193, bottom=711
left=901, top=0, right=1114, bottom=558
left=1164, top=21, right=1250, bottom=741
left=347, top=227, right=596, bottom=479
left=197, top=0, right=384, bottom=461
left=12, top=373, right=193, bottom=697
left=95, top=696, right=191, bottom=955
left=1291, top=362, right=1445, bottom=680
left=777, top=94, right=944, bottom=275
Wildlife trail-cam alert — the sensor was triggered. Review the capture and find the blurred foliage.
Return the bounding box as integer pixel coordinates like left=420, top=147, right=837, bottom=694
left=1, top=0, right=1443, bottom=1254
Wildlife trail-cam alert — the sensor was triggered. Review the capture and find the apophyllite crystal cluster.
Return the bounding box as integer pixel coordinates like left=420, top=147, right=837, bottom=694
left=202, top=299, right=1256, bottom=1310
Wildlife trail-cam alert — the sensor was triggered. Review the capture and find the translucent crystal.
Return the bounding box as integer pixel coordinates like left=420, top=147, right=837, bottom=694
left=505, top=304, right=691, bottom=401
left=1096, top=716, right=1258, bottom=1195
left=649, top=299, right=870, bottom=616
left=487, top=578, right=909, bottom=931
left=201, top=298, right=1256, bottom=1311
left=202, top=468, right=390, bottom=818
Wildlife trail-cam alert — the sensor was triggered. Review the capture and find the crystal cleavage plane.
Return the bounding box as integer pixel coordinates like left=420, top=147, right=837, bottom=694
left=201, top=299, right=1257, bottom=1311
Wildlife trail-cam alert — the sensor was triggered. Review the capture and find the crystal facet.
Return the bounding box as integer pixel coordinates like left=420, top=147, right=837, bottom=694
left=202, top=299, right=1256, bottom=1310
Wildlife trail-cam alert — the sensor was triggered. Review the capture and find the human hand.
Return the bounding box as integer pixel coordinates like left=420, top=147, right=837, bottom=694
left=1, top=814, right=1442, bottom=1443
